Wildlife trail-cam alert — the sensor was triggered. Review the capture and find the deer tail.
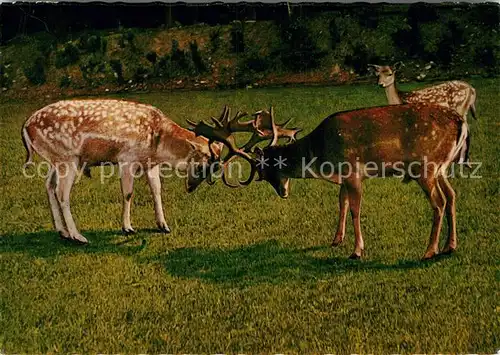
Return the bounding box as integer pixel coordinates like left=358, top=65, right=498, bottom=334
left=21, top=125, right=34, bottom=168
left=454, top=120, right=470, bottom=166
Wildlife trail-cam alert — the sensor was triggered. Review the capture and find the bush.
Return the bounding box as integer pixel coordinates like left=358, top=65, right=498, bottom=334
left=59, top=75, right=71, bottom=88
left=209, top=28, right=223, bottom=53
left=23, top=57, right=46, bottom=85
left=146, top=51, right=157, bottom=64
left=189, top=41, right=207, bottom=74
left=109, top=59, right=124, bottom=84
left=79, top=33, right=107, bottom=54
left=0, top=64, right=12, bottom=88
left=54, top=42, right=80, bottom=68
left=230, top=22, right=245, bottom=53
left=79, top=54, right=106, bottom=86
left=278, top=17, right=325, bottom=71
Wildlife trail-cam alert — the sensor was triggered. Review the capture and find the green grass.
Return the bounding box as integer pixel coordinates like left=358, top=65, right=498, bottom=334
left=0, top=80, right=499, bottom=353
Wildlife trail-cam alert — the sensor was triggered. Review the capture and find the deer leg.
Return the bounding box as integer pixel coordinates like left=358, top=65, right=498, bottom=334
left=332, top=183, right=349, bottom=247
left=346, top=179, right=364, bottom=259
left=438, top=174, right=457, bottom=254
left=120, top=164, right=135, bottom=235
left=45, top=167, right=69, bottom=238
left=417, top=175, right=446, bottom=260
left=55, top=162, right=88, bottom=244
left=146, top=165, right=170, bottom=234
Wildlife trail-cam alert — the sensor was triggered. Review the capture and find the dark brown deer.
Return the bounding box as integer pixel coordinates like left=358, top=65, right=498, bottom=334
left=22, top=99, right=224, bottom=243
left=190, top=104, right=468, bottom=260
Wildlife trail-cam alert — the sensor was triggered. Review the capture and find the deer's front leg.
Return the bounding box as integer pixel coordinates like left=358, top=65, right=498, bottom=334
left=120, top=164, right=136, bottom=235
left=55, top=161, right=88, bottom=244
left=146, top=165, right=171, bottom=233
left=346, top=179, right=364, bottom=259
left=332, top=183, right=349, bottom=247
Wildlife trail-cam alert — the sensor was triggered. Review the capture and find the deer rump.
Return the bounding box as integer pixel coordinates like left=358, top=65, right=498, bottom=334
left=304, top=104, right=467, bottom=181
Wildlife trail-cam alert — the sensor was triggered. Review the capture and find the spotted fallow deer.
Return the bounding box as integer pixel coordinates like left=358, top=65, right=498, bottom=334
left=191, top=104, right=469, bottom=260
left=22, top=99, right=223, bottom=244
left=368, top=63, right=476, bottom=165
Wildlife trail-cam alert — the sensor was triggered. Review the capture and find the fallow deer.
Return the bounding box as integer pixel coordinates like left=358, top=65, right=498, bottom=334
left=190, top=104, right=469, bottom=260
left=22, top=99, right=224, bottom=244
left=368, top=63, right=476, bottom=165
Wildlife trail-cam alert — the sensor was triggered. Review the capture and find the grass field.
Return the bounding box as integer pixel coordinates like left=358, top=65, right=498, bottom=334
left=0, top=80, right=499, bottom=353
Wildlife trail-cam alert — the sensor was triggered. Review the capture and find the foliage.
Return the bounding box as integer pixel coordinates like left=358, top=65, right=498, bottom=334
left=79, top=54, right=106, bottom=86
left=278, top=16, right=326, bottom=72
left=23, top=56, right=46, bottom=85
left=230, top=22, right=245, bottom=54
left=109, top=59, right=125, bottom=84
left=54, top=42, right=80, bottom=68
left=59, top=75, right=71, bottom=88
left=0, top=63, right=12, bottom=88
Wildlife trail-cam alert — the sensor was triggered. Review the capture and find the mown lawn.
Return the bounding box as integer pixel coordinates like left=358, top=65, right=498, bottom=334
left=0, top=79, right=498, bottom=353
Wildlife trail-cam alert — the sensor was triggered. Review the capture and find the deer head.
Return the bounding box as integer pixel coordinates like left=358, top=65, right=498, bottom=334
left=187, top=105, right=301, bottom=190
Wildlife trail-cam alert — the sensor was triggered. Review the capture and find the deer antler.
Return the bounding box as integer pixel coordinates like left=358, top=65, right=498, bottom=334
left=187, top=106, right=257, bottom=187
left=187, top=105, right=302, bottom=187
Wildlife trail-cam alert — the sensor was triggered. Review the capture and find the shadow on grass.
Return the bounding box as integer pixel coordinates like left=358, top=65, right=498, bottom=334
left=146, top=240, right=438, bottom=287
left=1, top=232, right=445, bottom=286
left=0, top=229, right=148, bottom=257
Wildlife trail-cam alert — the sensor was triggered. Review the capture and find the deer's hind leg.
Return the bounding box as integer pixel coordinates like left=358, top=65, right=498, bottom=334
left=345, top=179, right=364, bottom=259
left=54, top=161, right=88, bottom=244
left=45, top=166, right=69, bottom=238
left=437, top=174, right=457, bottom=254
left=332, top=183, right=349, bottom=247
left=417, top=174, right=446, bottom=260
left=146, top=164, right=170, bottom=234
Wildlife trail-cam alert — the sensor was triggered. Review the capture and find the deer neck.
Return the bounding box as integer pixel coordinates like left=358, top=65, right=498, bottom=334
left=267, top=137, right=326, bottom=179
left=384, top=81, right=403, bottom=105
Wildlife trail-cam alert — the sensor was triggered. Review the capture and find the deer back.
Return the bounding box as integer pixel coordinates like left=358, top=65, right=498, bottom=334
left=24, top=99, right=210, bottom=166
left=305, top=103, right=463, bottom=166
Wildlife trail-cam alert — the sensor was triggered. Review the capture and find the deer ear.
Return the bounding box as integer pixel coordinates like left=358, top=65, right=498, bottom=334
left=367, top=64, right=380, bottom=72
left=187, top=140, right=198, bottom=151
left=392, top=61, right=404, bottom=71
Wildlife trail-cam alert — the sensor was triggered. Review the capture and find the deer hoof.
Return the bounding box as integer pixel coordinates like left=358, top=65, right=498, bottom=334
left=441, top=246, right=456, bottom=255
left=331, top=235, right=344, bottom=247
left=122, top=227, right=136, bottom=235
left=421, top=250, right=439, bottom=260
left=348, top=252, right=362, bottom=260
left=158, top=224, right=171, bottom=234
left=65, top=233, right=89, bottom=245
left=58, top=230, right=70, bottom=240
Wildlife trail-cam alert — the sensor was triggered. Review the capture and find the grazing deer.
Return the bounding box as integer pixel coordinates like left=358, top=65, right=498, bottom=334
left=190, top=104, right=468, bottom=260
left=368, top=63, right=476, bottom=165
left=22, top=99, right=222, bottom=244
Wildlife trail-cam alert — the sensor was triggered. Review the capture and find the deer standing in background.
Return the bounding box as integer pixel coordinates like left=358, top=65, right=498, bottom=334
left=191, top=105, right=468, bottom=260
left=369, top=63, right=476, bottom=165
left=22, top=99, right=222, bottom=244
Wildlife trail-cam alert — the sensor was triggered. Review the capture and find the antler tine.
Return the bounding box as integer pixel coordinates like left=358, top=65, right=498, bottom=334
left=268, top=106, right=279, bottom=147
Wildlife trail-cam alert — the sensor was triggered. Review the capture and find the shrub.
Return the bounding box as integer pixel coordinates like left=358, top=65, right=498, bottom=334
left=189, top=41, right=207, bottom=74
left=79, top=54, right=106, bottom=86
left=59, top=75, right=71, bottom=88
left=54, top=42, right=80, bottom=68
left=146, top=51, right=157, bottom=64
left=109, top=59, right=124, bottom=84
left=79, top=33, right=107, bottom=54
left=278, top=16, right=325, bottom=71
left=0, top=64, right=12, bottom=88
left=23, top=57, right=46, bottom=85
left=209, top=28, right=223, bottom=53
left=230, top=22, right=245, bottom=53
